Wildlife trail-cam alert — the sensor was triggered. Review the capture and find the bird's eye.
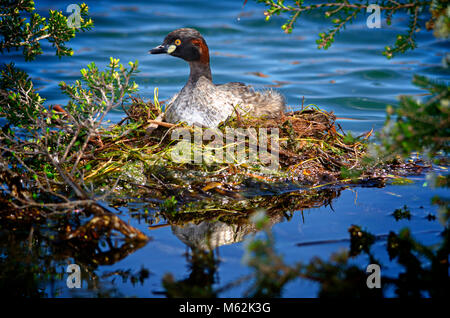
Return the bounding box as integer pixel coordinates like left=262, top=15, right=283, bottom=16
left=174, top=39, right=181, bottom=46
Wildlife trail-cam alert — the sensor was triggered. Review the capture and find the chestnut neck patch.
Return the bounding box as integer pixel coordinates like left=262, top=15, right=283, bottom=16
left=191, top=38, right=210, bottom=65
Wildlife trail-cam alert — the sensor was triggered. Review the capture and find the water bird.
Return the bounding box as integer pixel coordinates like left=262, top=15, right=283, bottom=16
left=149, top=28, right=285, bottom=127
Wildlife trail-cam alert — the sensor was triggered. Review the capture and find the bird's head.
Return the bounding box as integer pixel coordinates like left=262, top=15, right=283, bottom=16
left=149, top=28, right=209, bottom=64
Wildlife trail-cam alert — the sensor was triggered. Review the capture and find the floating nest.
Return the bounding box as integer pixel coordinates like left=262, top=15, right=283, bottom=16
left=84, top=96, right=426, bottom=203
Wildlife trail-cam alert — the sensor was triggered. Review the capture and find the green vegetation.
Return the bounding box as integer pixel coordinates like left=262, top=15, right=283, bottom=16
left=257, top=0, right=448, bottom=58
left=0, top=0, right=93, bottom=61
left=0, top=0, right=448, bottom=298
left=0, top=1, right=147, bottom=245
left=376, top=74, right=449, bottom=161
left=392, top=205, right=412, bottom=221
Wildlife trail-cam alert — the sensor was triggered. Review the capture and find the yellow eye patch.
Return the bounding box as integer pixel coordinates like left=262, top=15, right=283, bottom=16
left=167, top=45, right=176, bottom=54
left=174, top=39, right=181, bottom=46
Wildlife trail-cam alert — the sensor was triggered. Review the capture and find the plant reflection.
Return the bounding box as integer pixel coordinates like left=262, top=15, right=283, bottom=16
left=0, top=218, right=149, bottom=297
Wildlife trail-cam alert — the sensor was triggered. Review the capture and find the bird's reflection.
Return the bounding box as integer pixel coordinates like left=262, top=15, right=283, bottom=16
left=161, top=188, right=343, bottom=297
left=170, top=188, right=342, bottom=250
left=171, top=216, right=283, bottom=250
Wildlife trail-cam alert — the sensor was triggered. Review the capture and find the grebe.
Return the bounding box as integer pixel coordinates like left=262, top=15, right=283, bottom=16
left=150, top=28, right=285, bottom=127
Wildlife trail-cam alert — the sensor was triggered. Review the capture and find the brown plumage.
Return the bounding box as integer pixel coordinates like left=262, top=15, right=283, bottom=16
left=150, top=28, right=285, bottom=127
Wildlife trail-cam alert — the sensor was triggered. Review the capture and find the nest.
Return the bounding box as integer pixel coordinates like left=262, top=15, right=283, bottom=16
left=83, top=97, right=427, bottom=208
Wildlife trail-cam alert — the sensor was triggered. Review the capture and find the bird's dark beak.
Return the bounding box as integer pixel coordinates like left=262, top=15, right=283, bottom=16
left=149, top=44, right=167, bottom=54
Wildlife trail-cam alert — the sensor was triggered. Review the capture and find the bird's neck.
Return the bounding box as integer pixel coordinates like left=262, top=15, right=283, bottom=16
left=188, top=60, right=212, bottom=84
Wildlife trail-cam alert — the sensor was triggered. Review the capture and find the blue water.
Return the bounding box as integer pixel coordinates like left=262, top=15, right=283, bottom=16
left=1, top=0, right=449, bottom=297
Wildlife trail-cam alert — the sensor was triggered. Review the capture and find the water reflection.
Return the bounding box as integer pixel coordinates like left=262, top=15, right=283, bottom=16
left=0, top=186, right=344, bottom=297
left=167, top=187, right=342, bottom=249
left=159, top=187, right=344, bottom=297
left=160, top=247, right=219, bottom=297
left=0, top=219, right=148, bottom=297
left=172, top=216, right=283, bottom=250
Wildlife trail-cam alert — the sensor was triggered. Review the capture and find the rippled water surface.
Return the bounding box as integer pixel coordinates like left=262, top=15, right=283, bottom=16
left=1, top=0, right=449, bottom=298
